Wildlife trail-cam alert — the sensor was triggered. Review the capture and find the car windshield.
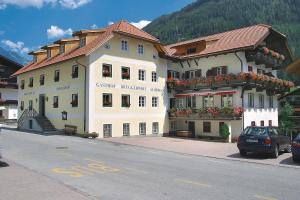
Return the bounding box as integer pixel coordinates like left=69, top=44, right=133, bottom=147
left=242, top=127, right=268, bottom=136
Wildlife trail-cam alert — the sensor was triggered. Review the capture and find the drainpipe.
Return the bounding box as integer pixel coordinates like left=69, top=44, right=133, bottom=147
left=235, top=52, right=245, bottom=130
left=75, top=59, right=87, bottom=133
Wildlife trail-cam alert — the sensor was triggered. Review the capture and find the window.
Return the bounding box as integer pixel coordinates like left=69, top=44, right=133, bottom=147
left=79, top=37, right=86, bottom=47
left=152, top=122, right=159, bottom=134
left=184, top=70, right=195, bottom=80
left=203, top=96, right=214, bottom=108
left=71, top=94, right=78, bottom=107
left=167, top=70, right=180, bottom=79
left=21, top=80, right=25, bottom=89
left=53, top=96, right=58, bottom=108
left=248, top=93, right=254, bottom=108
left=121, top=40, right=128, bottom=51
left=176, top=99, right=184, bottom=108
left=40, top=74, right=45, bottom=85
left=102, top=64, right=112, bottom=77
left=103, top=124, right=112, bottom=138
left=259, top=94, right=264, bottom=108
left=187, top=48, right=196, bottom=54
left=29, top=77, right=33, bottom=87
left=122, top=95, right=130, bottom=107
left=219, top=122, right=225, bottom=133
left=152, top=72, right=157, bottom=82
left=206, top=66, right=227, bottom=76
left=260, top=120, right=264, bottom=126
left=195, top=69, right=202, bottom=78
left=62, top=111, right=67, bottom=120
left=47, top=50, right=51, bottom=59
left=152, top=97, right=158, bottom=107
left=103, top=93, right=112, bottom=107
left=257, top=69, right=263, bottom=75
left=138, top=69, right=145, bottom=81
left=20, top=101, right=24, bottom=111
left=29, top=100, right=33, bottom=110
left=33, top=55, right=37, bottom=62
left=221, top=94, right=233, bottom=107
left=121, top=67, right=130, bottom=80
left=248, top=66, right=253, bottom=72
left=251, top=121, right=256, bottom=126
left=54, top=70, right=60, bottom=82
left=139, top=96, right=146, bottom=107
left=59, top=44, right=65, bottom=54
left=72, top=65, right=79, bottom=78
left=123, top=123, right=130, bottom=136
left=186, top=96, right=196, bottom=108
left=269, top=120, right=272, bottom=126
left=138, top=44, right=144, bottom=55
left=203, top=122, right=211, bottom=133
left=268, top=96, right=274, bottom=108
left=170, top=121, right=177, bottom=130
left=139, top=123, right=146, bottom=135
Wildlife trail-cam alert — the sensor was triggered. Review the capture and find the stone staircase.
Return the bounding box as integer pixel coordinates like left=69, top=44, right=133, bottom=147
left=18, top=109, right=56, bottom=132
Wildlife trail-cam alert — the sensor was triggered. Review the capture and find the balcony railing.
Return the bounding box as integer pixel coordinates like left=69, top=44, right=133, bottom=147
left=168, top=107, right=243, bottom=120
left=167, top=72, right=294, bottom=94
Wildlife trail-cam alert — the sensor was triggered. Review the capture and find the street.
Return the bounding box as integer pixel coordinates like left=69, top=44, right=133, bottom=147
left=1, top=129, right=300, bottom=200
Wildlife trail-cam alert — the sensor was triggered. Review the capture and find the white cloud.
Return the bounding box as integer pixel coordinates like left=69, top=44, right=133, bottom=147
left=108, top=21, right=114, bottom=26
left=1, top=39, right=30, bottom=54
left=90, top=24, right=98, bottom=29
left=0, top=0, right=91, bottom=10
left=47, top=25, right=72, bottom=39
left=130, top=20, right=151, bottom=29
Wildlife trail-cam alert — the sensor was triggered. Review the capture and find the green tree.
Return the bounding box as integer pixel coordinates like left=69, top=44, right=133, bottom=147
left=279, top=102, right=294, bottom=135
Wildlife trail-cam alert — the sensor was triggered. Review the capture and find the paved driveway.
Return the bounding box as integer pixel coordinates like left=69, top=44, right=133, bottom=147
left=100, top=136, right=298, bottom=168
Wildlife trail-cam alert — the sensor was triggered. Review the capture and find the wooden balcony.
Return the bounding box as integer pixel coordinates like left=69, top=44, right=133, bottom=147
left=167, top=72, right=294, bottom=94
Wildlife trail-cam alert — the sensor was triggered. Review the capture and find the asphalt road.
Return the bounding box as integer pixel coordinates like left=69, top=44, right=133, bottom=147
left=1, top=129, right=300, bottom=200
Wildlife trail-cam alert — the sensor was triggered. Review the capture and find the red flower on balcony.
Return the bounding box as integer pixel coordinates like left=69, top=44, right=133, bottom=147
left=233, top=107, right=244, bottom=117
left=208, top=107, right=220, bottom=117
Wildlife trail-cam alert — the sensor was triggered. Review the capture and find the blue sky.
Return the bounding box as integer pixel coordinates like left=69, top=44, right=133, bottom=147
left=0, top=0, right=195, bottom=58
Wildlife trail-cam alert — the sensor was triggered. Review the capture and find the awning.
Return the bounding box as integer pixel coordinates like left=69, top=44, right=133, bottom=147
left=175, top=90, right=237, bottom=98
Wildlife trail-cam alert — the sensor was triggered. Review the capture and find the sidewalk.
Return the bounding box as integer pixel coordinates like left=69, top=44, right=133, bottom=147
left=0, top=160, right=92, bottom=200
left=100, top=136, right=299, bottom=168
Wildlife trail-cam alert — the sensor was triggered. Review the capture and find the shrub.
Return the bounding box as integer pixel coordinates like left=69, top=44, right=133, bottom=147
left=76, top=132, right=99, bottom=139
left=220, top=124, right=230, bottom=139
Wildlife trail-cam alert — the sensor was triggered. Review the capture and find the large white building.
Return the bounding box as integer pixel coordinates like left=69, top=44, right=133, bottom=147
left=13, top=21, right=293, bottom=141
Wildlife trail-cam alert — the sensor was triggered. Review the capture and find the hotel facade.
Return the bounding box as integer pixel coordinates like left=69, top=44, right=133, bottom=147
left=13, top=21, right=294, bottom=141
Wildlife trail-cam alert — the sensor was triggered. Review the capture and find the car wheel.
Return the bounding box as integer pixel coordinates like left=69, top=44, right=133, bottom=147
left=239, top=150, right=247, bottom=157
left=272, top=145, right=279, bottom=158
left=285, top=144, right=292, bottom=153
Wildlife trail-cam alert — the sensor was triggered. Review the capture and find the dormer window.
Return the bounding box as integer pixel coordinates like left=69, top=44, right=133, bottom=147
left=47, top=50, right=51, bottom=59
left=33, top=55, right=37, bottom=62
left=121, top=40, right=128, bottom=51
left=187, top=48, right=196, bottom=54
left=59, top=44, right=65, bottom=54
left=79, top=37, right=86, bottom=47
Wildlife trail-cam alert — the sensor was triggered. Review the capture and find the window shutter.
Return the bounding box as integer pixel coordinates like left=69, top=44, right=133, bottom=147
left=206, top=69, right=211, bottom=77
left=212, top=67, right=218, bottom=76
left=182, top=73, right=185, bottom=79
left=185, top=71, right=190, bottom=79
left=195, top=69, right=202, bottom=78
left=221, top=66, right=228, bottom=75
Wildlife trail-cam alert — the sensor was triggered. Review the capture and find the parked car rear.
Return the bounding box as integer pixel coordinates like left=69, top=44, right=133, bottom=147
left=292, top=133, right=300, bottom=162
left=237, top=126, right=291, bottom=158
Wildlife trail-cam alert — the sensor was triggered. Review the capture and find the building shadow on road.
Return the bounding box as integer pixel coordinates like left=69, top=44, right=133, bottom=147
left=1, top=127, right=63, bottom=137
left=279, top=157, right=300, bottom=166
left=227, top=152, right=277, bottom=160
left=0, top=161, right=9, bottom=168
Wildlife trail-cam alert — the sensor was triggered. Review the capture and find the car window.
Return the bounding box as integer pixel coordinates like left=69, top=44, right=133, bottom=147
left=242, top=127, right=267, bottom=136
left=269, top=128, right=279, bottom=136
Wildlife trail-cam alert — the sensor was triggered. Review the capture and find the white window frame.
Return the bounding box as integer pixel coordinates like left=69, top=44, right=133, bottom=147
left=139, top=123, right=146, bottom=135
left=121, top=40, right=128, bottom=51
left=138, top=69, right=145, bottom=81
left=139, top=96, right=146, bottom=107
left=138, top=44, right=144, bottom=55
left=152, top=97, right=158, bottom=107
left=152, top=71, right=157, bottom=82
left=203, top=96, right=214, bottom=108
left=152, top=122, right=159, bottom=134
left=248, top=93, right=254, bottom=108
left=103, top=124, right=112, bottom=137
left=123, top=123, right=130, bottom=136
left=221, top=94, right=233, bottom=108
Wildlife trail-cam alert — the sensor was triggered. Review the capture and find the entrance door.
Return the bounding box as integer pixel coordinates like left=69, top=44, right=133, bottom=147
left=39, top=94, right=45, bottom=116
left=188, top=121, right=196, bottom=138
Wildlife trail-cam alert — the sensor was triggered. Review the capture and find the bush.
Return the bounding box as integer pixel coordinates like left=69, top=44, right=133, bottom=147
left=76, top=132, right=99, bottom=139
left=220, top=124, right=230, bottom=139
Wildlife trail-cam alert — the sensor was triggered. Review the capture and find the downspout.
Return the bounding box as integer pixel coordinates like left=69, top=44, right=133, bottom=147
left=235, top=52, right=245, bottom=130
left=75, top=59, right=87, bottom=133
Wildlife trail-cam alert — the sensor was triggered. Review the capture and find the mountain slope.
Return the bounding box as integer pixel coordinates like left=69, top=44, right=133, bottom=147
left=144, top=0, right=300, bottom=58
left=0, top=47, right=27, bottom=65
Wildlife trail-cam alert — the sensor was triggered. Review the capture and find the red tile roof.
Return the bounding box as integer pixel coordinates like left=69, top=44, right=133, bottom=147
left=13, top=20, right=160, bottom=76
left=164, top=24, right=272, bottom=59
